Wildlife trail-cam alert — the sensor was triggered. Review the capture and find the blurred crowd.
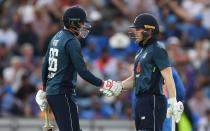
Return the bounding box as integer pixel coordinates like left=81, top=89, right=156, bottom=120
left=0, top=0, right=210, bottom=130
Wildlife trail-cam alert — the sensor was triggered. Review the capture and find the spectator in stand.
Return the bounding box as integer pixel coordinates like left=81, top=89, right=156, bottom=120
left=164, top=14, right=182, bottom=39
left=0, top=19, right=17, bottom=49
left=20, top=43, right=36, bottom=72
left=197, top=49, right=210, bottom=88
left=188, top=88, right=210, bottom=119
left=0, top=77, right=14, bottom=117
left=17, top=23, right=39, bottom=56
left=0, top=43, right=10, bottom=70
left=82, top=36, right=102, bottom=62
left=15, top=73, right=36, bottom=117
left=3, top=56, right=26, bottom=93
left=198, top=109, right=210, bottom=131
left=188, top=39, right=210, bottom=69
left=186, top=15, right=209, bottom=47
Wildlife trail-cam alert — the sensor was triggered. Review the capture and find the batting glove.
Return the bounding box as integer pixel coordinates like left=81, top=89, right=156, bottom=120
left=35, top=90, right=48, bottom=111
left=167, top=97, right=184, bottom=123
left=100, top=80, right=123, bottom=97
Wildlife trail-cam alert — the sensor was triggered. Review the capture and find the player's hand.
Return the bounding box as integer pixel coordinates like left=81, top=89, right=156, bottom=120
left=100, top=88, right=113, bottom=97
left=100, top=79, right=114, bottom=97
left=167, top=98, right=184, bottom=123
left=35, top=90, right=48, bottom=111
left=100, top=79, right=123, bottom=96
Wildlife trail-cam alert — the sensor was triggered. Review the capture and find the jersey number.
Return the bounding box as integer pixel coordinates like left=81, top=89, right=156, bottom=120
left=48, top=48, right=59, bottom=72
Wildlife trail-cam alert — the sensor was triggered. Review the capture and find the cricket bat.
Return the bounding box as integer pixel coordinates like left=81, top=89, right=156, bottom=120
left=172, top=116, right=175, bottom=131
left=43, top=105, right=56, bottom=131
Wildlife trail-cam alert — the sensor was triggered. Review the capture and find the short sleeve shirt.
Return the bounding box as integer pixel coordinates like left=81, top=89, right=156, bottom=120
left=134, top=41, right=171, bottom=96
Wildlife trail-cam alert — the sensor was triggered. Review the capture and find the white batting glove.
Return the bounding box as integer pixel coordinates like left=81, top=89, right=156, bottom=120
left=35, top=90, right=48, bottom=111
left=167, top=98, right=184, bottom=123
left=100, top=80, right=123, bottom=97
left=111, top=81, right=123, bottom=96
left=100, top=79, right=114, bottom=97
left=100, top=88, right=113, bottom=97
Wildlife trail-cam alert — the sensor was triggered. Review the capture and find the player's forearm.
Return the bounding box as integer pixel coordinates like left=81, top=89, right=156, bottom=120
left=68, top=42, right=103, bottom=87
left=111, top=0, right=130, bottom=16
left=78, top=69, right=103, bottom=87
left=161, top=67, right=176, bottom=98
left=167, top=1, right=194, bottom=23
left=42, top=56, right=48, bottom=91
left=165, top=75, right=176, bottom=98
left=122, top=75, right=134, bottom=90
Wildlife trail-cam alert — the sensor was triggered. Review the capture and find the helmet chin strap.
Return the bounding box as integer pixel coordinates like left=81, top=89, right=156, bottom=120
left=68, top=27, right=89, bottom=38
left=70, top=28, right=80, bottom=36
left=131, top=34, right=151, bottom=47
left=137, top=39, right=147, bottom=47
left=142, top=36, right=148, bottom=45
left=128, top=32, right=148, bottom=45
left=66, top=25, right=80, bottom=37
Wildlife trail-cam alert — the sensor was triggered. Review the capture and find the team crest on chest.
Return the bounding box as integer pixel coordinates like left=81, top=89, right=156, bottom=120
left=136, top=63, right=141, bottom=73
left=135, top=50, right=143, bottom=60
left=142, top=52, right=147, bottom=59
left=135, top=62, right=141, bottom=77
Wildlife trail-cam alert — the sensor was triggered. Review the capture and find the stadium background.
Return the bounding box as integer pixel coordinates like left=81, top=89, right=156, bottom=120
left=0, top=0, right=210, bottom=131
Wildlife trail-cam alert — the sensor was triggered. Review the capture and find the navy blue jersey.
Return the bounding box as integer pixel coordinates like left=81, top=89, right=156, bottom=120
left=42, top=30, right=103, bottom=95
left=134, top=40, right=171, bottom=96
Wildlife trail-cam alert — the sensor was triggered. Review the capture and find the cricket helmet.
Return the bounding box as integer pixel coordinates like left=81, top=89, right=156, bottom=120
left=63, top=6, right=91, bottom=38
left=63, top=6, right=90, bottom=29
left=129, top=13, right=159, bottom=35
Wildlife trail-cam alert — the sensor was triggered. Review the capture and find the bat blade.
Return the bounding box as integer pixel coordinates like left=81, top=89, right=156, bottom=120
left=43, top=105, right=56, bottom=131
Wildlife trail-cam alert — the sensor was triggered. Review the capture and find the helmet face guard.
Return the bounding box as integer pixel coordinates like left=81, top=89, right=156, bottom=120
left=128, top=27, right=153, bottom=45
left=63, top=6, right=92, bottom=38
left=79, top=22, right=91, bottom=38
left=127, top=27, right=144, bottom=40
left=127, top=32, right=135, bottom=39
left=66, top=19, right=91, bottom=38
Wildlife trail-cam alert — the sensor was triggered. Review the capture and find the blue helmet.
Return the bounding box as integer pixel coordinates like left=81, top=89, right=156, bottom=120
left=129, top=13, right=159, bottom=35
left=63, top=6, right=89, bottom=28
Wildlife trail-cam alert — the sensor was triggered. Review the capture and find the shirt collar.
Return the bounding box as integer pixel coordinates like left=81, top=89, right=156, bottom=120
left=139, top=37, right=157, bottom=48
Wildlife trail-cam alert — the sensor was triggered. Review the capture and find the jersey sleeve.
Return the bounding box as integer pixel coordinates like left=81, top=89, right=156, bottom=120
left=66, top=39, right=103, bottom=87
left=153, top=46, right=171, bottom=70
left=42, top=48, right=50, bottom=91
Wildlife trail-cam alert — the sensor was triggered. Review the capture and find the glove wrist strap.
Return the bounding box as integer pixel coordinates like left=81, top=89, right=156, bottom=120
left=168, top=97, right=177, bottom=105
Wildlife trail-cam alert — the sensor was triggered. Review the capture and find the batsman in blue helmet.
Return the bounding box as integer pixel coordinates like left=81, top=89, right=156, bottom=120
left=100, top=13, right=184, bottom=131
left=35, top=6, right=119, bottom=131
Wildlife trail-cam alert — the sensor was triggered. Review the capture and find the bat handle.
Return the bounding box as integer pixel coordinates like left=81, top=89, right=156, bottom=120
left=44, top=104, right=50, bottom=127
left=172, top=116, right=175, bottom=131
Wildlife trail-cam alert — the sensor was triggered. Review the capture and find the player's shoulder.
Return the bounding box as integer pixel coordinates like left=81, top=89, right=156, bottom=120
left=65, top=35, right=81, bottom=50
left=55, top=30, right=79, bottom=45
left=152, top=41, right=168, bottom=55
left=66, top=36, right=80, bottom=46
left=59, top=29, right=75, bottom=40
left=154, top=41, right=166, bottom=49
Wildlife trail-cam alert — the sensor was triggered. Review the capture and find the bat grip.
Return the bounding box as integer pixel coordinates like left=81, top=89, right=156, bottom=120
left=44, top=105, right=50, bottom=127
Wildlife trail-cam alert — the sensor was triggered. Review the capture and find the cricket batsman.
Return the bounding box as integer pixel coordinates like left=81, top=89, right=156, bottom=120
left=35, top=6, right=120, bottom=131
left=100, top=13, right=184, bottom=131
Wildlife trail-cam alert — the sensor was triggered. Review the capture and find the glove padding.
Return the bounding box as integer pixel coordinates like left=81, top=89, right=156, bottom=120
left=101, top=88, right=113, bottom=97
left=100, top=79, right=123, bottom=97
left=167, top=98, right=184, bottom=123
left=35, top=90, right=48, bottom=111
